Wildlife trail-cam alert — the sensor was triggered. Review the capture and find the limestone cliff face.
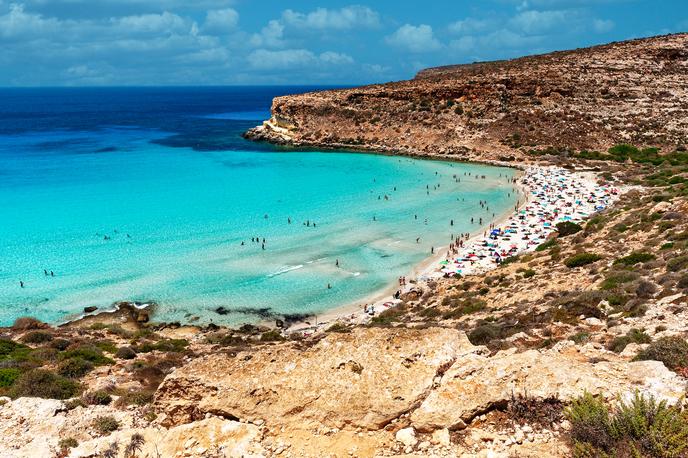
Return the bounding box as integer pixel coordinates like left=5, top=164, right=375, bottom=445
left=245, top=34, right=688, bottom=160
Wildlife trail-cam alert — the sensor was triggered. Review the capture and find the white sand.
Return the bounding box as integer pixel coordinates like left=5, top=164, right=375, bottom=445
left=287, top=166, right=620, bottom=335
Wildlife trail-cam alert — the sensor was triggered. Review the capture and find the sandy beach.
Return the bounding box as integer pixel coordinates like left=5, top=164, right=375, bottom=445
left=288, top=165, right=620, bottom=334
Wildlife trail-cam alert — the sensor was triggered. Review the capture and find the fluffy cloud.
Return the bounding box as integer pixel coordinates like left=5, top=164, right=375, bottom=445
left=247, top=48, right=355, bottom=70
left=508, top=9, right=571, bottom=34
left=203, top=8, right=239, bottom=35
left=593, top=18, right=614, bottom=33
left=386, top=24, right=442, bottom=53
left=0, top=3, right=60, bottom=40
left=112, top=11, right=190, bottom=35
left=319, top=51, right=354, bottom=65
left=281, top=5, right=379, bottom=30
left=448, top=17, right=495, bottom=35
left=250, top=19, right=284, bottom=48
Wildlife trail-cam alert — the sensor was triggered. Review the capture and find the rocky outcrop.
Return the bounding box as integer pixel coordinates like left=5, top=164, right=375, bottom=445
left=155, top=327, right=476, bottom=429
left=70, top=417, right=263, bottom=458
left=245, top=34, right=688, bottom=160
left=0, top=396, right=263, bottom=458
left=411, top=342, right=687, bottom=431
left=155, top=328, right=687, bottom=439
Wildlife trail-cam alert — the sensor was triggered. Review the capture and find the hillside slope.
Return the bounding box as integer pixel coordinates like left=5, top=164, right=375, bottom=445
left=245, top=34, right=688, bottom=161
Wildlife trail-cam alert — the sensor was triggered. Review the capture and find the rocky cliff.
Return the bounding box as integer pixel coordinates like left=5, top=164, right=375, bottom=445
left=245, top=33, right=688, bottom=161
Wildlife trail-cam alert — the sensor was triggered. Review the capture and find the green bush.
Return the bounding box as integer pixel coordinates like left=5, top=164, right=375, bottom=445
left=523, top=269, right=536, bottom=278
left=94, top=340, right=117, bottom=354
left=567, top=391, right=688, bottom=457
left=556, top=221, right=583, bottom=237
left=50, top=338, right=71, bottom=351
left=114, top=389, right=154, bottom=407
left=565, top=253, right=602, bottom=268
left=115, top=346, right=137, bottom=359
left=613, top=252, right=656, bottom=266
left=667, top=255, right=688, bottom=272
left=93, top=415, right=120, bottom=435
left=21, top=331, right=53, bottom=344
left=259, top=330, right=284, bottom=342
left=0, top=339, right=28, bottom=359
left=468, top=323, right=502, bottom=345
left=634, top=336, right=688, bottom=370
left=60, top=346, right=114, bottom=365
left=600, top=271, right=639, bottom=290
left=326, top=322, right=351, bottom=333
left=58, top=438, right=78, bottom=451
left=57, top=357, right=94, bottom=378
left=535, top=238, right=558, bottom=252
left=83, top=390, right=112, bottom=405
left=136, top=339, right=189, bottom=353
left=0, top=368, right=21, bottom=388
left=10, top=369, right=80, bottom=399
left=607, top=329, right=651, bottom=353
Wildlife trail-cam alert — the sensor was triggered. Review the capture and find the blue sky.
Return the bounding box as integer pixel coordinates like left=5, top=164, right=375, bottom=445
left=1, top=0, right=686, bottom=86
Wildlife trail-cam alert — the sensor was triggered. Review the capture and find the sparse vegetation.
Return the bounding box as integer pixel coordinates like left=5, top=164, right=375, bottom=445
left=10, top=369, right=80, bottom=399
left=83, top=390, right=112, bottom=405
left=93, top=415, right=120, bottom=435
left=607, top=328, right=651, bottom=353
left=21, top=331, right=53, bottom=344
left=613, top=251, right=655, bottom=266
left=567, top=391, right=688, bottom=457
left=565, top=253, right=602, bottom=268
left=259, top=330, right=284, bottom=342
left=556, top=221, right=583, bottom=237
left=634, top=336, right=688, bottom=371
left=58, top=357, right=94, bottom=378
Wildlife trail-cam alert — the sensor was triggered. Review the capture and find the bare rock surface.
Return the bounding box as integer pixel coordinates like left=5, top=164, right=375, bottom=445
left=69, top=417, right=263, bottom=458
left=155, top=327, right=686, bottom=440
left=411, top=344, right=687, bottom=431
left=155, top=327, right=475, bottom=430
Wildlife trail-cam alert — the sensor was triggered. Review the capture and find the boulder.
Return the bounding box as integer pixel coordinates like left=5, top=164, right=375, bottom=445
left=395, top=427, right=418, bottom=447
left=69, top=417, right=262, bottom=458
left=411, top=346, right=687, bottom=431
left=155, top=327, right=477, bottom=430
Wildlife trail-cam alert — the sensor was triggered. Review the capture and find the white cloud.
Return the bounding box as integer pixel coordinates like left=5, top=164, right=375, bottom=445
left=247, top=48, right=356, bottom=70
left=250, top=19, right=284, bottom=47
left=448, top=17, right=495, bottom=35
left=203, top=8, right=239, bottom=35
left=319, top=51, right=354, bottom=65
left=508, top=9, right=570, bottom=34
left=0, top=3, right=60, bottom=39
left=113, top=11, right=189, bottom=35
left=247, top=48, right=316, bottom=70
left=386, top=24, right=441, bottom=53
left=593, top=18, right=614, bottom=33
left=281, top=5, right=379, bottom=30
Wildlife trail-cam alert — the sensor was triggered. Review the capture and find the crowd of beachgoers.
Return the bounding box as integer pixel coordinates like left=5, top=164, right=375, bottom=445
left=291, top=166, right=621, bottom=334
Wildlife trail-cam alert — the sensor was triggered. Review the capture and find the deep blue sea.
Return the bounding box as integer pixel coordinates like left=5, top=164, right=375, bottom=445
left=0, top=87, right=517, bottom=326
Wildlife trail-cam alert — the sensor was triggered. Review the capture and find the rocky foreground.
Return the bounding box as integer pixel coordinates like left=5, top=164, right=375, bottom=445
left=2, top=35, right=688, bottom=457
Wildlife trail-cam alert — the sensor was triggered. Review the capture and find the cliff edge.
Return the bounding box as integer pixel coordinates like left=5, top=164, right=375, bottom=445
left=245, top=33, right=688, bottom=161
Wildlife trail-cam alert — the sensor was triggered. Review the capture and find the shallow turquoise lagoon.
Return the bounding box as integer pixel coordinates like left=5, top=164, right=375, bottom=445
left=0, top=87, right=518, bottom=326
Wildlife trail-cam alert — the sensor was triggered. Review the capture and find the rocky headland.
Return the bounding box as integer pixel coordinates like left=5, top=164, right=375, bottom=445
left=2, top=34, right=688, bottom=457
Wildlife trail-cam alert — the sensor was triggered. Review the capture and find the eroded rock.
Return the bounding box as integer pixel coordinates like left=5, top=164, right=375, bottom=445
left=155, top=327, right=476, bottom=430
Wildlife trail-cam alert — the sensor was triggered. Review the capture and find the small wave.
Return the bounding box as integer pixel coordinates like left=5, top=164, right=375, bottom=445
left=267, top=264, right=304, bottom=278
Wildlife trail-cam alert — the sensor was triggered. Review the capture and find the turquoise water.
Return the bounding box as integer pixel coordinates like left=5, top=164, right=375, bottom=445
left=0, top=87, right=517, bottom=326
